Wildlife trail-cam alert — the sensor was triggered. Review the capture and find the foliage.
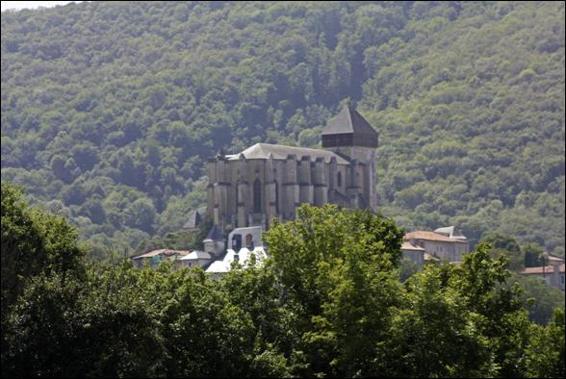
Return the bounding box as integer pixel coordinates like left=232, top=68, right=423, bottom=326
left=483, top=232, right=525, bottom=271
left=0, top=182, right=83, bottom=319
left=2, top=195, right=565, bottom=377
left=511, top=273, right=566, bottom=325
left=525, top=308, right=566, bottom=378
left=1, top=1, right=564, bottom=259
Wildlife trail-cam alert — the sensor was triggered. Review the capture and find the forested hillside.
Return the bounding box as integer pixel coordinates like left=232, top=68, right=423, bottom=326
left=1, top=1, right=564, bottom=257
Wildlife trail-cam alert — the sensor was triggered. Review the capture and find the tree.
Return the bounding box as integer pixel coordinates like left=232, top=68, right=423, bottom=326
left=1, top=183, right=83, bottom=314
left=482, top=233, right=525, bottom=271
left=264, top=204, right=405, bottom=377
left=1, top=182, right=84, bottom=375
left=2, top=264, right=163, bottom=377
left=526, top=308, right=565, bottom=378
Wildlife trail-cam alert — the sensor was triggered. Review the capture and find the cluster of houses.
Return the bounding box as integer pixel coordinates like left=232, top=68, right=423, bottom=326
left=132, top=225, right=267, bottom=279
left=399, top=226, right=564, bottom=291
left=132, top=223, right=565, bottom=292
left=133, top=224, right=469, bottom=275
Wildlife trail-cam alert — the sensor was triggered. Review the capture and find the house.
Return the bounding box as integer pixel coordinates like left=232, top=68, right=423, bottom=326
left=131, top=249, right=190, bottom=268
left=401, top=241, right=425, bottom=267
left=520, top=255, right=565, bottom=291
left=178, top=250, right=212, bottom=269
left=404, top=226, right=469, bottom=263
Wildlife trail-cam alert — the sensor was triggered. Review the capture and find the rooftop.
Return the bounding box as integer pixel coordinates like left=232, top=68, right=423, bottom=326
left=405, top=231, right=468, bottom=244
left=401, top=241, right=426, bottom=252
left=132, top=249, right=190, bottom=260
left=547, top=254, right=565, bottom=263
left=433, top=226, right=467, bottom=240
left=521, top=264, right=565, bottom=275
left=225, top=143, right=350, bottom=164
left=180, top=251, right=212, bottom=261
left=204, top=224, right=224, bottom=241
left=321, top=106, right=378, bottom=138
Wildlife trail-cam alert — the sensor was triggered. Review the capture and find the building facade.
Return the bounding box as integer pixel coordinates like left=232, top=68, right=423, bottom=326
left=404, top=226, right=469, bottom=263
left=520, top=256, right=565, bottom=292
left=205, top=106, right=379, bottom=232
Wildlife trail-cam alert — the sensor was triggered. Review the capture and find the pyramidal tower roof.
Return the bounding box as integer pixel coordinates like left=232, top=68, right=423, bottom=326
left=321, top=106, right=378, bottom=148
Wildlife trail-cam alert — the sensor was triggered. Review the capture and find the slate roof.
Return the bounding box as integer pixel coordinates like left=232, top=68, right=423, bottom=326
left=204, top=224, right=224, bottom=241
left=321, top=106, right=378, bottom=138
left=225, top=143, right=349, bottom=164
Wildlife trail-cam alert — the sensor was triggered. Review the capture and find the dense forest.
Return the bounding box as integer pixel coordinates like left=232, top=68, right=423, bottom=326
left=1, top=183, right=564, bottom=377
left=1, top=1, right=564, bottom=258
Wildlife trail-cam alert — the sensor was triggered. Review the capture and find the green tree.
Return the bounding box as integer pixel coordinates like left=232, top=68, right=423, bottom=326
left=526, top=308, right=565, bottom=378
left=264, top=204, right=404, bottom=377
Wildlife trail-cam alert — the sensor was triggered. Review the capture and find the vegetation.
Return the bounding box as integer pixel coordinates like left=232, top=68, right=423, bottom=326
left=1, top=1, right=564, bottom=258
left=1, top=183, right=565, bottom=377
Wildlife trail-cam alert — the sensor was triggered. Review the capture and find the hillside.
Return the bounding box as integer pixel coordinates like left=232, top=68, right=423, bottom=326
left=1, top=1, right=564, bottom=257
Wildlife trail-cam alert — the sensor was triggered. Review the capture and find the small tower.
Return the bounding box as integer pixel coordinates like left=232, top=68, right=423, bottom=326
left=321, top=106, right=379, bottom=211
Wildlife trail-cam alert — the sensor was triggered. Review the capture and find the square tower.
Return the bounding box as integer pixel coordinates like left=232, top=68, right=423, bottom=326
left=321, top=106, right=379, bottom=211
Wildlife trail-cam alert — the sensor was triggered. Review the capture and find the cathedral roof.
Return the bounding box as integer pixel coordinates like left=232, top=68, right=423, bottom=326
left=321, top=106, right=378, bottom=138
left=225, top=143, right=349, bottom=164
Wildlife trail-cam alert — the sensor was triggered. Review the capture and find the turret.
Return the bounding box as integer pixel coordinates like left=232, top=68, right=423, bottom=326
left=321, top=106, right=378, bottom=211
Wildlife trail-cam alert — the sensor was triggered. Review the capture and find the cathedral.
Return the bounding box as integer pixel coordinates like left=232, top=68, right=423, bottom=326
left=202, top=105, right=379, bottom=236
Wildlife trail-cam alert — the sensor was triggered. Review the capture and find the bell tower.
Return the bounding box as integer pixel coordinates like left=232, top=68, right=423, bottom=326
left=321, top=106, right=379, bottom=211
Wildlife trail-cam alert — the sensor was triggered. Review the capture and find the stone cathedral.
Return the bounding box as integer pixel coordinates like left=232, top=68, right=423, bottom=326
left=202, top=106, right=379, bottom=236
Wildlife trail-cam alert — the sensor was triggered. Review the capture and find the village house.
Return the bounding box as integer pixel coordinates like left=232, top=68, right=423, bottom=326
left=132, top=249, right=190, bottom=268
left=519, top=255, right=565, bottom=291
left=402, top=226, right=469, bottom=265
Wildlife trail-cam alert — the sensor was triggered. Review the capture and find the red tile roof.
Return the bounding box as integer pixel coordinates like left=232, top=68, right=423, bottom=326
left=547, top=255, right=565, bottom=263
left=405, top=231, right=468, bottom=244
left=520, top=264, right=565, bottom=275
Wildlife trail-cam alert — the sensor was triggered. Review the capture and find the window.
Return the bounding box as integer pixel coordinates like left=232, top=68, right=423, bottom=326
left=337, top=172, right=342, bottom=187
left=253, top=178, right=261, bottom=212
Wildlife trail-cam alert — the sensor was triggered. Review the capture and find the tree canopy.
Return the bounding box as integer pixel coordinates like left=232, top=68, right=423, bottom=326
left=2, top=190, right=564, bottom=377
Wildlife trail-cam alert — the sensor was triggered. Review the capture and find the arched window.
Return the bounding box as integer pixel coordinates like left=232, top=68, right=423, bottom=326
left=274, top=180, right=279, bottom=213
left=253, top=178, right=262, bottom=213
left=337, top=172, right=342, bottom=187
